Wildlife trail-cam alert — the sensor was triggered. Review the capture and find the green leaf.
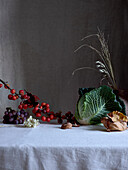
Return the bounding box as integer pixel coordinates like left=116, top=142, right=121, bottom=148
left=75, top=86, right=122, bottom=125
left=113, top=90, right=126, bottom=115
left=78, top=88, right=94, bottom=98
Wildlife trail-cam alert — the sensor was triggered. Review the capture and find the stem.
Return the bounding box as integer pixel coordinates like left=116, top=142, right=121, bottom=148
left=72, top=66, right=114, bottom=86
left=97, top=31, right=117, bottom=89
left=0, top=79, right=21, bottom=98
left=74, top=44, right=115, bottom=88
left=72, top=67, right=99, bottom=75
left=74, top=29, right=118, bottom=90
left=0, top=79, right=11, bottom=90
left=74, top=44, right=109, bottom=70
left=81, top=34, right=98, bottom=41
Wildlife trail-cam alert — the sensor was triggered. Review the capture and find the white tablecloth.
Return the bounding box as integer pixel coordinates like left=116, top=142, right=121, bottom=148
left=0, top=123, right=128, bottom=170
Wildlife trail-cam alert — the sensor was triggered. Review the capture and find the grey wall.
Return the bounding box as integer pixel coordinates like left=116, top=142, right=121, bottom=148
left=0, top=0, right=128, bottom=118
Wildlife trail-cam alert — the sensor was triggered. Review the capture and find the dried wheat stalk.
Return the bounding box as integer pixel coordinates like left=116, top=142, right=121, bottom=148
left=73, top=28, right=117, bottom=89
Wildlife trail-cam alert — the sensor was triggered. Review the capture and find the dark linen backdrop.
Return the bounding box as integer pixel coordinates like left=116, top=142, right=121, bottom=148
left=0, top=0, right=128, bottom=118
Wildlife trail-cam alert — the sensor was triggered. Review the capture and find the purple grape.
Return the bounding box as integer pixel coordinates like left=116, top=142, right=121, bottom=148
left=19, top=119, right=23, bottom=124
left=3, top=108, right=29, bottom=124
left=24, top=112, right=28, bottom=117
left=13, top=115, right=17, bottom=119
left=4, top=111, right=8, bottom=115
left=14, top=120, right=19, bottom=124
left=20, top=110, right=25, bottom=114
left=16, top=111, right=21, bottom=116
left=12, top=110, right=16, bottom=115
left=3, top=120, right=6, bottom=124
left=9, top=113, right=13, bottom=117
left=23, top=117, right=27, bottom=121
left=3, top=115, right=7, bottom=119
left=9, top=118, right=14, bottom=123
left=21, top=114, right=24, bottom=118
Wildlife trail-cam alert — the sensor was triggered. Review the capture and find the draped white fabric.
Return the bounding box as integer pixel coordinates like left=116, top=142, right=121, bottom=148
left=0, top=123, right=128, bottom=170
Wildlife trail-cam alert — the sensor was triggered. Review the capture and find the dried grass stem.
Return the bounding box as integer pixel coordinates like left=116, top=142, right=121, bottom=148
left=73, top=29, right=117, bottom=89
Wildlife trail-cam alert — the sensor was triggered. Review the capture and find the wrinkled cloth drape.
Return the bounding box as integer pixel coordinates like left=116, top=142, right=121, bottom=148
left=0, top=124, right=128, bottom=170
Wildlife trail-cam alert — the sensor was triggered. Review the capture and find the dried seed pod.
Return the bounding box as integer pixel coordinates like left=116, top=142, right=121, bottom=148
left=101, top=111, right=128, bottom=132
left=108, top=121, right=127, bottom=131
left=108, top=111, right=128, bottom=122
left=61, top=122, right=72, bottom=129
left=101, top=117, right=127, bottom=131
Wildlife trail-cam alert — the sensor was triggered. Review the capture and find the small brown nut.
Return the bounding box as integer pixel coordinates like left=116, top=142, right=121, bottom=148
left=61, top=123, right=72, bottom=129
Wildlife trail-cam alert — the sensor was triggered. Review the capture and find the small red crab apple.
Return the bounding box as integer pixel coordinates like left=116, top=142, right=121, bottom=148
left=50, top=114, right=54, bottom=120
left=32, top=106, right=40, bottom=115
left=32, top=109, right=36, bottom=114
left=0, top=84, right=3, bottom=88
left=46, top=117, right=50, bottom=122
left=23, top=94, right=28, bottom=99
left=46, top=108, right=50, bottom=113
left=41, top=116, right=46, bottom=121
left=23, top=104, right=28, bottom=109
left=4, top=84, right=10, bottom=89
left=15, top=95, right=19, bottom=99
left=46, top=104, right=50, bottom=108
left=8, top=94, right=13, bottom=100
left=28, top=105, right=33, bottom=108
left=36, top=113, right=41, bottom=117
left=11, top=89, right=16, bottom=94
left=18, top=105, right=23, bottom=110
left=39, top=106, right=43, bottom=109
left=19, top=90, right=24, bottom=95
left=62, top=115, right=66, bottom=119
left=34, top=106, right=39, bottom=111
left=12, top=96, right=17, bottom=100
left=41, top=102, right=46, bottom=106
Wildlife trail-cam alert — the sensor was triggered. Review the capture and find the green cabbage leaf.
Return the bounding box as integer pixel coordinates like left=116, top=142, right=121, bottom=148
left=75, top=86, right=123, bottom=125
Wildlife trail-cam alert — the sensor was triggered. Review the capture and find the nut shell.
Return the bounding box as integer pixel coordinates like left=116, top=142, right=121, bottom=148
left=61, top=123, right=72, bottom=129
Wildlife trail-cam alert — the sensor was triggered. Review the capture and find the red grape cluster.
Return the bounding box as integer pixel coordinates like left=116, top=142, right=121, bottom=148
left=3, top=107, right=29, bottom=124
left=53, top=111, right=77, bottom=124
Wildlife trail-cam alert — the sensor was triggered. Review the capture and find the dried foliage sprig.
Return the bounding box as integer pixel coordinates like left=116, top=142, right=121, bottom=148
left=73, top=28, right=117, bottom=90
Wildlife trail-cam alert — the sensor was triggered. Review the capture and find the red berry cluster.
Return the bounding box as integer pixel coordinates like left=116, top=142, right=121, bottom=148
left=54, top=111, right=77, bottom=124
left=0, top=79, right=78, bottom=124
left=40, top=110, right=77, bottom=124
left=0, top=83, right=18, bottom=100
left=33, top=103, right=53, bottom=122
left=8, top=89, right=18, bottom=100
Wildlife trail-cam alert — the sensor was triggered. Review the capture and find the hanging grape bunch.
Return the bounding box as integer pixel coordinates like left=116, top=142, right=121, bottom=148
left=0, top=79, right=78, bottom=125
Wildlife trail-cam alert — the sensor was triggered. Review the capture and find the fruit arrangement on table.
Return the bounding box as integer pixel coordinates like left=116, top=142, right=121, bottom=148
left=0, top=29, right=128, bottom=132
left=0, top=78, right=78, bottom=126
